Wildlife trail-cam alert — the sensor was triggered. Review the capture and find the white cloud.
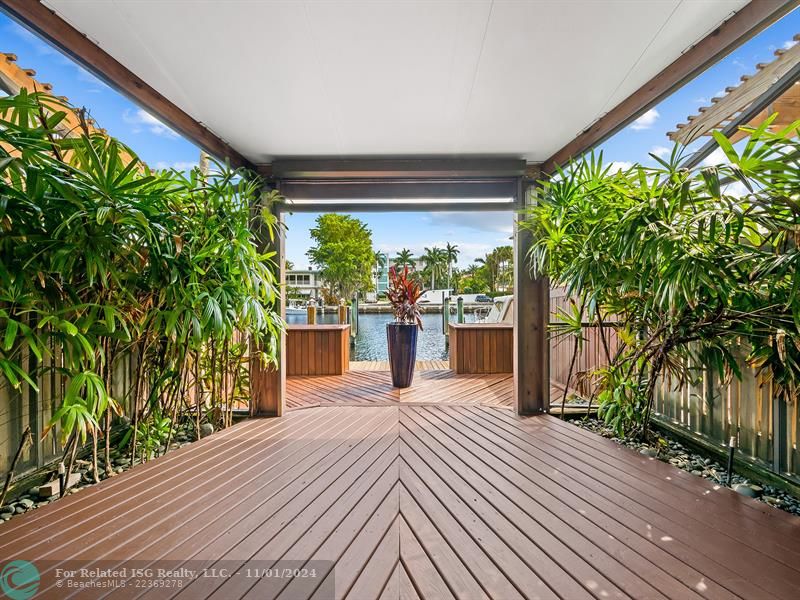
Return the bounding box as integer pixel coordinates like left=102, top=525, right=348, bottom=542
left=154, top=161, right=197, bottom=171
left=784, top=39, right=797, bottom=50
left=723, top=181, right=749, bottom=198
left=650, top=146, right=671, bottom=159
left=123, top=109, right=178, bottom=138
left=630, top=108, right=659, bottom=131
left=701, top=147, right=730, bottom=167
left=607, top=161, right=633, bottom=172
left=424, top=212, right=513, bottom=235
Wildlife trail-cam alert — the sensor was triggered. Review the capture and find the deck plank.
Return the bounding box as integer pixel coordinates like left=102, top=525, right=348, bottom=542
left=425, top=406, right=747, bottom=600
left=398, top=516, right=455, bottom=600
left=1, top=403, right=798, bottom=600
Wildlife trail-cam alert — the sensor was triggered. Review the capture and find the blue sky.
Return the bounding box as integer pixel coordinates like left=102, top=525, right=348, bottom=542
left=2, top=10, right=798, bottom=268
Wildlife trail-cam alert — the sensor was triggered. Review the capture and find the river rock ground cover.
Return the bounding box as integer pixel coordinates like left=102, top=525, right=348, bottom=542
left=571, top=417, right=800, bottom=517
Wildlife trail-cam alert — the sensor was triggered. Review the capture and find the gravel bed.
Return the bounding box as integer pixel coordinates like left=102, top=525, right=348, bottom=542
left=571, top=417, right=800, bottom=517
left=0, top=423, right=208, bottom=525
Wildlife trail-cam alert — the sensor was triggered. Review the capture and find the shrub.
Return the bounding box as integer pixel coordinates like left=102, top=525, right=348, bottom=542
left=525, top=120, right=800, bottom=437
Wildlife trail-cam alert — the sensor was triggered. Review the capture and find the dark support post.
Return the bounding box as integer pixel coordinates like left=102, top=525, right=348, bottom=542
left=250, top=196, right=285, bottom=417
left=457, top=297, right=464, bottom=323
left=442, top=297, right=450, bottom=337
left=514, top=175, right=549, bottom=415
left=351, top=296, right=359, bottom=337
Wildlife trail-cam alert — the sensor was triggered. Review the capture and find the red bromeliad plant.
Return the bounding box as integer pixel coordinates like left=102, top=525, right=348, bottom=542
left=387, top=266, right=423, bottom=329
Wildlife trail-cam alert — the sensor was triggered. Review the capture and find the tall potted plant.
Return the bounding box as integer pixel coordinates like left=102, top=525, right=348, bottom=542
left=386, top=266, right=423, bottom=388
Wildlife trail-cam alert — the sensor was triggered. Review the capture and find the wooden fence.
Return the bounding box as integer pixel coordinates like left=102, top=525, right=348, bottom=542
left=0, top=344, right=136, bottom=478
left=549, top=287, right=800, bottom=483
left=549, top=288, right=620, bottom=397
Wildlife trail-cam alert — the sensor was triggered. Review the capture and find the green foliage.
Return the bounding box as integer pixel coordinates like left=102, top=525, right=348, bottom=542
left=456, top=247, right=513, bottom=294
left=0, top=91, right=282, bottom=470
left=307, top=214, right=375, bottom=300
left=420, top=246, right=447, bottom=289
left=525, top=120, right=800, bottom=437
left=393, top=249, right=415, bottom=269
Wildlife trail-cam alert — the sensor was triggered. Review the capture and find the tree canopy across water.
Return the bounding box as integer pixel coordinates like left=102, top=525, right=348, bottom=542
left=525, top=120, right=800, bottom=437
left=0, top=91, right=282, bottom=480
left=307, top=213, right=375, bottom=301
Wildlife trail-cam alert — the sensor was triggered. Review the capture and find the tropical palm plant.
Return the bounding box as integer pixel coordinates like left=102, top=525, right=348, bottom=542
left=394, top=248, right=415, bottom=269
left=421, top=246, right=447, bottom=289
left=525, top=120, right=800, bottom=438
left=0, top=91, right=282, bottom=484
left=445, top=242, right=460, bottom=290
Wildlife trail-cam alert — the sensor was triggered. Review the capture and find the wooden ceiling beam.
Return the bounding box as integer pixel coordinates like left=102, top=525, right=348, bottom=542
left=542, top=0, right=799, bottom=173
left=0, top=0, right=253, bottom=170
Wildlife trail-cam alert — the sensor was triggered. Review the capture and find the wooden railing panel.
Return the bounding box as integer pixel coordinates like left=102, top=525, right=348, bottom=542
left=286, top=325, right=350, bottom=376
left=449, top=323, right=513, bottom=374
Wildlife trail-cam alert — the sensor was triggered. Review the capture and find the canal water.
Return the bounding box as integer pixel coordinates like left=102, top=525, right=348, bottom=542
left=285, top=312, right=477, bottom=361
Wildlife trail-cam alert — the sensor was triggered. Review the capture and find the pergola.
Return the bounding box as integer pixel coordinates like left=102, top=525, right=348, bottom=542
left=2, top=0, right=796, bottom=417
left=670, top=34, right=800, bottom=145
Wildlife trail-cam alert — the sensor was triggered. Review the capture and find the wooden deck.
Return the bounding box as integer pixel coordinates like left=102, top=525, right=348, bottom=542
left=351, top=360, right=450, bottom=371
left=1, top=406, right=798, bottom=599
left=287, top=369, right=514, bottom=410
left=288, top=367, right=581, bottom=413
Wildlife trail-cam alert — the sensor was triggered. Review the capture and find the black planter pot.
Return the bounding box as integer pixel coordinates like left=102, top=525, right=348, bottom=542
left=386, top=322, right=418, bottom=388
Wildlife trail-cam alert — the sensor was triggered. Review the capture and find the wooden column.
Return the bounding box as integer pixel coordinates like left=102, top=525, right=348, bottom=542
left=250, top=194, right=285, bottom=417
left=514, top=175, right=549, bottom=415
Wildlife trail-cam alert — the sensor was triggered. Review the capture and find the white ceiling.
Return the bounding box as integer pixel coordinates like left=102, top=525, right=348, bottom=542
left=44, top=0, right=749, bottom=164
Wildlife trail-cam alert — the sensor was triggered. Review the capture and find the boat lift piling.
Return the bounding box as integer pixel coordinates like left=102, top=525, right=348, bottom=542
left=442, top=296, right=450, bottom=345
left=350, top=296, right=359, bottom=348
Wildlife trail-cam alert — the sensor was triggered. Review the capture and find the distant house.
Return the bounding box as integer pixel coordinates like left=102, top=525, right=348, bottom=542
left=375, top=252, right=389, bottom=295
left=286, top=269, right=324, bottom=300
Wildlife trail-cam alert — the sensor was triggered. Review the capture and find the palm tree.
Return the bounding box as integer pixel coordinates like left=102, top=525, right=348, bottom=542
left=476, top=253, right=499, bottom=292
left=421, top=246, right=447, bottom=289
left=394, top=248, right=415, bottom=269
left=494, top=246, right=513, bottom=291
left=445, top=242, right=459, bottom=291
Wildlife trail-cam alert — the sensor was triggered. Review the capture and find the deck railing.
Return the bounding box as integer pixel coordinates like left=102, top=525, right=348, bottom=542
left=549, top=287, right=800, bottom=484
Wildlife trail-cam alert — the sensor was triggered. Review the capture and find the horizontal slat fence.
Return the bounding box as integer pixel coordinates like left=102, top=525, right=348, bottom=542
left=550, top=287, right=800, bottom=483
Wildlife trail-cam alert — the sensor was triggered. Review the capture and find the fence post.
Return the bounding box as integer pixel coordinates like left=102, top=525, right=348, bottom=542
left=442, top=297, right=450, bottom=336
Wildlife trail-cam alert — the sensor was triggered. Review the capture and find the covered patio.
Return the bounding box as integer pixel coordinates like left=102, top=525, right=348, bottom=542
left=2, top=1, right=800, bottom=598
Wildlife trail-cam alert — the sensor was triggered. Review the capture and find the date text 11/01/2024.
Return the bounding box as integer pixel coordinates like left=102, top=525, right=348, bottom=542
left=54, top=567, right=321, bottom=580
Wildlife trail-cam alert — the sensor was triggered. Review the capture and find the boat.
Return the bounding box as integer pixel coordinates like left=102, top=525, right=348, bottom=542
left=285, top=300, right=307, bottom=315
left=475, top=295, right=513, bottom=324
